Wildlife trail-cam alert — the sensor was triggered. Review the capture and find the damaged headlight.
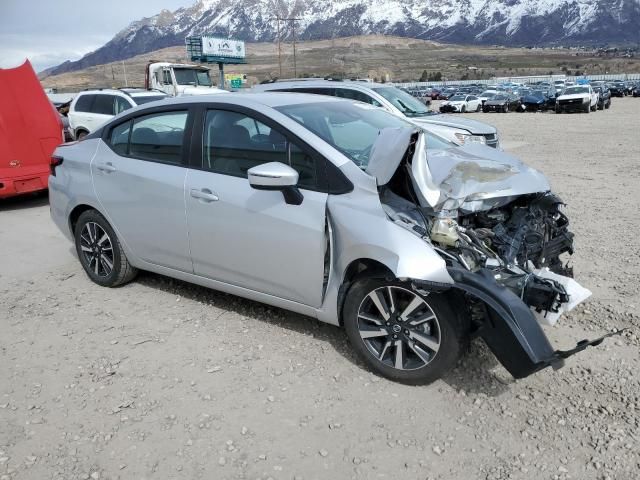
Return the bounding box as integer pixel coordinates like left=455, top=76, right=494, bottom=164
left=454, top=133, right=487, bottom=145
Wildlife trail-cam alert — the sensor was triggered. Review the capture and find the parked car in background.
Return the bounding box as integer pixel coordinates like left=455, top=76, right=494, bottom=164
left=555, top=85, right=598, bottom=113
left=592, top=86, right=612, bottom=110
left=623, top=81, right=636, bottom=96
left=607, top=82, right=625, bottom=97
left=253, top=80, right=500, bottom=147
left=49, top=93, right=613, bottom=384
left=633, top=83, right=640, bottom=97
left=477, top=90, right=498, bottom=104
left=482, top=93, right=521, bottom=113
left=439, top=94, right=482, bottom=113
left=69, top=88, right=170, bottom=139
left=521, top=88, right=556, bottom=112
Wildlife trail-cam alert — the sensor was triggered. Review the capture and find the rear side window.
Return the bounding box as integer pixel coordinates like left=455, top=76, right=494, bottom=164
left=109, top=121, right=131, bottom=156
left=92, top=95, right=116, bottom=115
left=129, top=111, right=188, bottom=164
left=74, top=94, right=95, bottom=113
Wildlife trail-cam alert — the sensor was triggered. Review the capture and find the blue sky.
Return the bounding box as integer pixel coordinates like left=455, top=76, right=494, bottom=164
left=0, top=0, right=192, bottom=72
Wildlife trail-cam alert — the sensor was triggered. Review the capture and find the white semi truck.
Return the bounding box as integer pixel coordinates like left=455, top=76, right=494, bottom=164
left=144, top=61, right=226, bottom=96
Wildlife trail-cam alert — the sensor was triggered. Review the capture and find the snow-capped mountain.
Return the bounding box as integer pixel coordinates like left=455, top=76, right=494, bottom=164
left=47, top=0, right=640, bottom=75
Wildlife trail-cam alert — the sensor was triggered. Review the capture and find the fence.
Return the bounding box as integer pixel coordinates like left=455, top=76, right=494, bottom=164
left=394, top=73, right=640, bottom=88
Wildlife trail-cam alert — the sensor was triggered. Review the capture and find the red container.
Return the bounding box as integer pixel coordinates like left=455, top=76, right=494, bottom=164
left=0, top=60, right=63, bottom=199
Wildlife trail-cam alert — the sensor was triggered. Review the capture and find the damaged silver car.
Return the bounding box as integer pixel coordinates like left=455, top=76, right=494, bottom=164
left=49, top=93, right=618, bottom=384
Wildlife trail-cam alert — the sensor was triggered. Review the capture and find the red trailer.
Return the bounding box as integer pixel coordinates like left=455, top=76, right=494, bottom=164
left=0, top=60, right=64, bottom=199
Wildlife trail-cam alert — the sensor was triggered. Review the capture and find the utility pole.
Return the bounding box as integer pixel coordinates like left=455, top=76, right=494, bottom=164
left=276, top=18, right=282, bottom=78
left=291, top=18, right=298, bottom=78
left=271, top=16, right=300, bottom=78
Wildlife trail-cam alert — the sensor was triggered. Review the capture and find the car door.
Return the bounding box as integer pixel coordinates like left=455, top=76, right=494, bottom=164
left=70, top=94, right=95, bottom=133
left=86, top=94, right=117, bottom=131
left=91, top=108, right=193, bottom=272
left=185, top=107, right=328, bottom=308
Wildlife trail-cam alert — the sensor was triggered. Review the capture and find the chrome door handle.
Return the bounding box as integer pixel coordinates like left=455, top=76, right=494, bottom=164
left=190, top=188, right=219, bottom=202
left=97, top=162, right=116, bottom=173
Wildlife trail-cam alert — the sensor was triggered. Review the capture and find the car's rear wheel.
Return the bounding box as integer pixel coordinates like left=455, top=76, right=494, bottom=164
left=476, top=104, right=481, bottom=112
left=343, top=278, right=465, bottom=385
left=74, top=210, right=137, bottom=287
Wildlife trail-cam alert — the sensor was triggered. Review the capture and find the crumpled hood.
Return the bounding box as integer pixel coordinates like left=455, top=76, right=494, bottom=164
left=412, top=114, right=496, bottom=135
left=523, top=94, right=545, bottom=103
left=411, top=134, right=550, bottom=212
left=366, top=130, right=550, bottom=213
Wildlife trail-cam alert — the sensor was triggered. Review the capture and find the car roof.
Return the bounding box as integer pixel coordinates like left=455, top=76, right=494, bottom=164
left=254, top=80, right=388, bottom=93
left=132, top=92, right=347, bottom=110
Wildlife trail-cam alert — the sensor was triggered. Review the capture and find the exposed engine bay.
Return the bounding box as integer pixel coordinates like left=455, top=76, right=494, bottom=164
left=375, top=130, right=590, bottom=328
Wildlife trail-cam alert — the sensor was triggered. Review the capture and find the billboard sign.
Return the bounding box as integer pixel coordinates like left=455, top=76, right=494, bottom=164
left=201, top=37, right=246, bottom=59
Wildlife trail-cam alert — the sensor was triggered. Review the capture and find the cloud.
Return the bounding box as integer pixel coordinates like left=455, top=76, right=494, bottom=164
left=0, top=0, right=192, bottom=72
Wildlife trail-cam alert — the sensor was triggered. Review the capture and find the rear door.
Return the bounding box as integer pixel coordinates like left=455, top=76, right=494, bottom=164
left=91, top=108, right=193, bottom=272
left=185, top=107, right=329, bottom=307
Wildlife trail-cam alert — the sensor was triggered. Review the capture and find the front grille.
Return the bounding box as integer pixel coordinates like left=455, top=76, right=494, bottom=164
left=559, top=99, right=582, bottom=106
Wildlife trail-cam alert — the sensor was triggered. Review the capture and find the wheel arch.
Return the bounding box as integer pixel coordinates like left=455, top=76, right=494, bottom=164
left=69, top=203, right=100, bottom=235
left=336, top=258, right=396, bottom=326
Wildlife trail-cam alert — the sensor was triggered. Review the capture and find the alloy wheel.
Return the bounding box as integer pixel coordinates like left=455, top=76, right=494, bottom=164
left=356, top=286, right=441, bottom=371
left=79, top=222, right=114, bottom=277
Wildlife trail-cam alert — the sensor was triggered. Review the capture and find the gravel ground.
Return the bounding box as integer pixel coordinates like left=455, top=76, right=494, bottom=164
left=1, top=98, right=639, bottom=480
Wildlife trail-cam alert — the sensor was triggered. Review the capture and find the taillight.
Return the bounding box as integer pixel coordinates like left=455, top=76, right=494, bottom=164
left=51, top=155, right=64, bottom=176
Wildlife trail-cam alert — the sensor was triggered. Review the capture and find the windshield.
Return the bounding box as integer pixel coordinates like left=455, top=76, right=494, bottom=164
left=132, top=95, right=169, bottom=105
left=275, top=101, right=453, bottom=168
left=480, top=91, right=496, bottom=98
left=449, top=95, right=466, bottom=101
left=370, top=86, right=431, bottom=117
left=563, top=86, right=589, bottom=95
left=173, top=68, right=212, bottom=86
left=493, top=94, right=507, bottom=100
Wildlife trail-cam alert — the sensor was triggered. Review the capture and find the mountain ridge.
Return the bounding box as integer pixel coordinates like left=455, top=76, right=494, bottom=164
left=44, top=0, right=640, bottom=76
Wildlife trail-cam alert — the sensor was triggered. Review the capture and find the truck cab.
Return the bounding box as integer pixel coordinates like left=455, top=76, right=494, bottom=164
left=145, top=62, right=226, bottom=96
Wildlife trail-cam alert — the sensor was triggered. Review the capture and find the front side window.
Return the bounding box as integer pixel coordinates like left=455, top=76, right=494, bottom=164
left=129, top=111, right=188, bottom=164
left=203, top=110, right=318, bottom=190
left=162, top=70, right=172, bottom=85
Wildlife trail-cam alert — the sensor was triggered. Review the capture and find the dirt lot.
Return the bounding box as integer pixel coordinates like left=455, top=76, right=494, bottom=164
left=1, top=98, right=639, bottom=480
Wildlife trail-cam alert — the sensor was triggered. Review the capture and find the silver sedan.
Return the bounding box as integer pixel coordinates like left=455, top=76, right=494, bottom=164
left=49, top=93, right=616, bottom=384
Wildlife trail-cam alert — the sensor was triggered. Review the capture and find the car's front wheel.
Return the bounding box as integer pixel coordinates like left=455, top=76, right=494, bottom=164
left=343, top=278, right=465, bottom=384
left=74, top=210, right=138, bottom=287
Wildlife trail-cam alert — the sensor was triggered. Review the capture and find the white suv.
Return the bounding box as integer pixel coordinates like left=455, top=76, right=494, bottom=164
left=68, top=88, right=169, bottom=139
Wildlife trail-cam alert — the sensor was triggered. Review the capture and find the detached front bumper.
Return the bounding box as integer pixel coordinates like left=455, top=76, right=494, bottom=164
left=447, top=267, right=622, bottom=379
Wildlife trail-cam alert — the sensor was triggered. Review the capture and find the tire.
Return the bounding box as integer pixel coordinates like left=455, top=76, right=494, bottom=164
left=605, top=100, right=611, bottom=109
left=476, top=104, right=481, bottom=112
left=76, top=130, right=88, bottom=140
left=461, top=105, right=466, bottom=113
left=343, top=277, right=466, bottom=385
left=584, top=104, right=590, bottom=113
left=555, top=106, right=562, bottom=114
left=74, top=210, right=138, bottom=287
